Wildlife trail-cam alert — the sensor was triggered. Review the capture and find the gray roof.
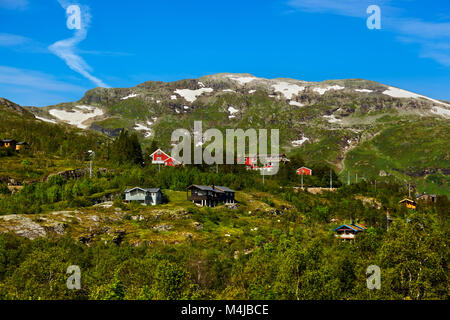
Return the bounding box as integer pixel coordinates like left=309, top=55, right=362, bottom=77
left=125, top=187, right=161, bottom=193
left=188, top=185, right=235, bottom=193
left=214, top=186, right=235, bottom=193
left=188, top=185, right=217, bottom=192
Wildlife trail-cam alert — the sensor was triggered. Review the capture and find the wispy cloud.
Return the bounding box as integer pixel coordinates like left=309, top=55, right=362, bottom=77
left=287, top=0, right=450, bottom=67
left=287, top=0, right=393, bottom=18
left=0, top=0, right=28, bottom=10
left=0, top=65, right=86, bottom=106
left=48, top=1, right=109, bottom=88
left=0, top=65, right=85, bottom=92
left=0, top=33, right=29, bottom=46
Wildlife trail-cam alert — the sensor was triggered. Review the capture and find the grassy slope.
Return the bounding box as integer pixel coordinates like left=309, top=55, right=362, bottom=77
left=343, top=118, right=450, bottom=195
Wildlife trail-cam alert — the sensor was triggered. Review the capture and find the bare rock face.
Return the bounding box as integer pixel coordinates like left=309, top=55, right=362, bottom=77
left=153, top=224, right=173, bottom=232
left=0, top=215, right=46, bottom=240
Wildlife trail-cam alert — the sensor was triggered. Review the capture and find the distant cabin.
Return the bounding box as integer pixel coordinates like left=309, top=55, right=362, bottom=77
left=416, top=193, right=437, bottom=203
left=399, top=198, right=416, bottom=210
left=124, top=187, right=162, bottom=206
left=242, top=154, right=290, bottom=172
left=187, top=185, right=235, bottom=207
left=296, top=167, right=312, bottom=176
left=150, top=148, right=181, bottom=167
left=334, top=223, right=366, bottom=240
left=0, top=140, right=27, bottom=151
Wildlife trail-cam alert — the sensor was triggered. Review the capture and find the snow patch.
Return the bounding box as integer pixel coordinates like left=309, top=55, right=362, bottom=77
left=383, top=86, right=450, bottom=106
left=35, top=116, right=56, bottom=124
left=249, top=90, right=256, bottom=94
left=431, top=106, right=450, bottom=118
left=228, top=106, right=239, bottom=115
left=222, top=89, right=234, bottom=92
left=355, top=89, right=373, bottom=93
left=226, top=75, right=258, bottom=85
left=313, top=85, right=345, bottom=95
left=121, top=93, right=139, bottom=100
left=171, top=95, right=177, bottom=100
left=291, top=136, right=309, bottom=147
left=272, top=82, right=305, bottom=99
left=134, top=123, right=152, bottom=138
left=174, top=88, right=214, bottom=103
left=323, top=114, right=342, bottom=123
left=48, top=106, right=104, bottom=129
left=289, top=101, right=304, bottom=107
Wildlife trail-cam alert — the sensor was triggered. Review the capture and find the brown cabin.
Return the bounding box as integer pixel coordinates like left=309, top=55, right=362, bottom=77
left=416, top=193, right=437, bottom=203
left=187, top=185, right=235, bottom=207
left=399, top=198, right=416, bottom=210
left=0, top=140, right=27, bottom=151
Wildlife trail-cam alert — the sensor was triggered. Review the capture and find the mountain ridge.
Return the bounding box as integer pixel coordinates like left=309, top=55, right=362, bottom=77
left=1, top=73, right=449, bottom=194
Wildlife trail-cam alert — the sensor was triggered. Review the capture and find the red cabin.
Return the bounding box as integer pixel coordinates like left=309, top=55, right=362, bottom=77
left=150, top=149, right=171, bottom=164
left=164, top=156, right=181, bottom=167
left=296, top=167, right=312, bottom=176
left=150, top=149, right=181, bottom=167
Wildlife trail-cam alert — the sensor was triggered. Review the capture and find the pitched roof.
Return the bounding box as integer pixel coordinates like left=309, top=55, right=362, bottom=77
left=125, top=187, right=161, bottom=193
left=187, top=185, right=216, bottom=191
left=149, top=148, right=169, bottom=157
left=334, top=224, right=364, bottom=232
left=351, top=223, right=366, bottom=230
left=214, top=186, right=235, bottom=193
left=399, top=198, right=416, bottom=204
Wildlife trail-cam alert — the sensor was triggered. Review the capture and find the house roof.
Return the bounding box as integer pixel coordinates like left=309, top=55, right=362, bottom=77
left=334, top=224, right=365, bottom=232
left=351, top=223, right=366, bottom=230
left=0, top=139, right=17, bottom=143
left=187, top=185, right=216, bottom=191
left=399, top=198, right=416, bottom=204
left=214, top=186, right=235, bottom=193
left=187, top=185, right=235, bottom=193
left=166, top=156, right=182, bottom=164
left=149, top=148, right=169, bottom=157
left=125, top=187, right=161, bottom=193
left=416, top=193, right=436, bottom=198
left=297, top=166, right=312, bottom=171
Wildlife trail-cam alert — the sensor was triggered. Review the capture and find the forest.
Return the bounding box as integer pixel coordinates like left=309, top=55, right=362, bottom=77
left=0, top=125, right=448, bottom=300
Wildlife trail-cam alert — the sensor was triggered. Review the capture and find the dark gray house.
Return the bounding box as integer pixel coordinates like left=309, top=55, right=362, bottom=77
left=187, top=185, right=235, bottom=207
left=124, top=187, right=163, bottom=206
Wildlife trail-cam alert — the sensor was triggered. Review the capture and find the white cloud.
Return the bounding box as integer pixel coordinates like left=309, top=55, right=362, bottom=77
left=0, top=65, right=84, bottom=92
left=0, top=33, right=29, bottom=46
left=0, top=0, right=28, bottom=10
left=287, top=0, right=450, bottom=67
left=49, top=1, right=109, bottom=88
left=287, top=0, right=392, bottom=18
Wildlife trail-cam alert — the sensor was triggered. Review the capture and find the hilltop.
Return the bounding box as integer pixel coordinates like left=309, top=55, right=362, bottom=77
left=1, top=73, right=447, bottom=194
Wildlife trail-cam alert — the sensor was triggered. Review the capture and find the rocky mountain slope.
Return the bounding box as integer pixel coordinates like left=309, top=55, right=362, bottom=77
left=2, top=73, right=449, bottom=192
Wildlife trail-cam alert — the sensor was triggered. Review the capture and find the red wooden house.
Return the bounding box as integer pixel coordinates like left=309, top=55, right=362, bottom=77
left=241, top=154, right=290, bottom=172
left=296, top=167, right=312, bottom=176
left=150, top=149, right=181, bottom=167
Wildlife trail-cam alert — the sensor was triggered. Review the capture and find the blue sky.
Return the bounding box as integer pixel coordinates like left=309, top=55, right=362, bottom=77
left=0, top=0, right=449, bottom=106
